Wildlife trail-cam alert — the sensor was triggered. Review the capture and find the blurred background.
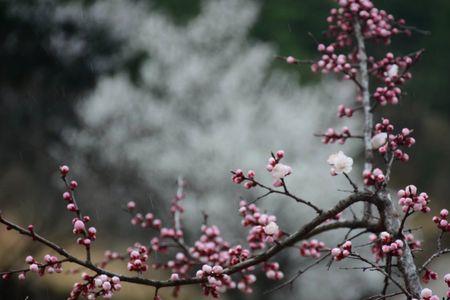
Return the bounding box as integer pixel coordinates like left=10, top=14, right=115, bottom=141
left=0, top=0, right=449, bottom=299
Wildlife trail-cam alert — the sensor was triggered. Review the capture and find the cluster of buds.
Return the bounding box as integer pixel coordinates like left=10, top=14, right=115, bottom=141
left=432, top=209, right=450, bottom=232
left=232, top=150, right=292, bottom=188
left=299, top=239, right=326, bottom=258
left=237, top=274, right=257, bottom=294
left=363, top=168, right=385, bottom=187
left=150, top=236, right=168, bottom=253
left=170, top=178, right=185, bottom=215
left=266, top=150, right=292, bottom=187
left=60, top=167, right=79, bottom=213
left=369, top=232, right=404, bottom=261
left=228, top=245, right=250, bottom=265
left=378, top=232, right=404, bottom=256
left=331, top=240, right=352, bottom=261
left=422, top=268, right=438, bottom=284
left=98, top=251, right=124, bottom=268
left=127, top=202, right=163, bottom=229
left=404, top=233, right=422, bottom=252
left=160, top=227, right=183, bottom=239
left=157, top=252, right=191, bottom=279
left=196, top=265, right=234, bottom=298
left=68, top=273, right=121, bottom=300
left=20, top=255, right=63, bottom=278
left=323, top=0, right=405, bottom=52
left=231, top=169, right=257, bottom=189
left=419, top=288, right=439, bottom=300
left=397, top=185, right=430, bottom=213
left=127, top=244, right=149, bottom=272
left=372, top=118, right=415, bottom=161
left=370, top=52, right=422, bottom=105
left=337, top=104, right=355, bottom=118
left=72, top=217, right=96, bottom=247
left=264, top=262, right=284, bottom=280
left=311, top=46, right=356, bottom=77
left=321, top=127, right=352, bottom=144
left=239, top=200, right=280, bottom=250
left=190, top=225, right=230, bottom=265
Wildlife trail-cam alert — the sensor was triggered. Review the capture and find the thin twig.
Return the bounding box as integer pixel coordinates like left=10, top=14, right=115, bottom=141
left=232, top=172, right=323, bottom=214
left=343, top=173, right=359, bottom=192
left=349, top=254, right=410, bottom=298
left=264, top=254, right=330, bottom=294
left=61, top=176, right=92, bottom=263
left=418, top=247, right=450, bottom=273
left=365, top=291, right=404, bottom=300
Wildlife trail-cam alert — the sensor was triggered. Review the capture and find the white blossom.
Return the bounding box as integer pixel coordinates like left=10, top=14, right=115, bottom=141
left=264, top=221, right=279, bottom=235
left=371, top=132, right=388, bottom=149
left=327, top=151, right=353, bottom=174
left=386, top=64, right=399, bottom=78
left=271, top=163, right=292, bottom=180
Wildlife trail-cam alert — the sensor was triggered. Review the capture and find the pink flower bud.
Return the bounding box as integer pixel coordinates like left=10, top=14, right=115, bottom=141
left=127, top=201, right=136, bottom=211
left=59, top=165, right=70, bottom=176
left=130, top=250, right=140, bottom=259
left=276, top=150, right=285, bottom=159
left=73, top=220, right=85, bottom=232
left=212, top=265, right=223, bottom=274
left=112, top=276, right=120, bottom=284
left=70, top=180, right=78, bottom=190
left=286, top=56, right=296, bottom=64
left=29, top=264, right=39, bottom=272
left=67, top=203, right=77, bottom=211
left=331, top=248, right=341, bottom=257
left=102, top=281, right=112, bottom=291
left=382, top=245, right=391, bottom=253
left=88, top=227, right=96, bottom=235
left=420, top=288, right=432, bottom=299
left=202, top=265, right=212, bottom=274
left=63, top=192, right=72, bottom=201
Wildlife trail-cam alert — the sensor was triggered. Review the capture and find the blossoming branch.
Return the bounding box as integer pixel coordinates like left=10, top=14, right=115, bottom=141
left=1, top=0, right=449, bottom=299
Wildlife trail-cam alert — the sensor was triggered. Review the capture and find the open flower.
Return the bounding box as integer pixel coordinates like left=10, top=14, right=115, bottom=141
left=371, top=132, right=388, bottom=149
left=327, top=151, right=353, bottom=175
left=264, top=221, right=279, bottom=236
left=271, top=163, right=292, bottom=180
left=386, top=64, right=399, bottom=78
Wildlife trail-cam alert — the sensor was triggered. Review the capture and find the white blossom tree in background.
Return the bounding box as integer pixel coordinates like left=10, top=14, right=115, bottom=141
left=67, top=0, right=371, bottom=298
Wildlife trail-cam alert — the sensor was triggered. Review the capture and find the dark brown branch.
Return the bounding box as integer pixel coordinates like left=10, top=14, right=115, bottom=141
left=313, top=133, right=364, bottom=139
